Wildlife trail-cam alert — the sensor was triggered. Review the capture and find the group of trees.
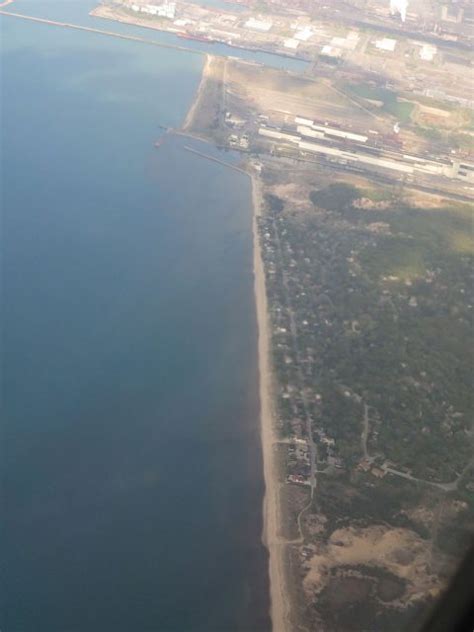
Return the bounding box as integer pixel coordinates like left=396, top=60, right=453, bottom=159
left=262, top=182, right=473, bottom=480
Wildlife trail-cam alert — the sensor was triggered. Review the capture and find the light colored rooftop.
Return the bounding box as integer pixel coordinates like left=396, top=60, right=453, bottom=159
left=375, top=37, right=397, bottom=51
left=283, top=38, right=300, bottom=49
left=245, top=17, right=273, bottom=32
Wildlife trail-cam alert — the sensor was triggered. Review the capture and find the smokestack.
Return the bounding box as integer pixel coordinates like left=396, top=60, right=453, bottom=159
left=390, top=0, right=408, bottom=22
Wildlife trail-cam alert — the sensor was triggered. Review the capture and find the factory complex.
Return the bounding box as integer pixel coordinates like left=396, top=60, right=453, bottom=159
left=92, top=1, right=474, bottom=199
left=256, top=118, right=474, bottom=184
left=94, top=0, right=473, bottom=111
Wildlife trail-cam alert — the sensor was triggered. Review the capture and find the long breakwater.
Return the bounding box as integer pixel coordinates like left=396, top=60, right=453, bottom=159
left=183, top=145, right=249, bottom=176
left=0, top=10, right=206, bottom=56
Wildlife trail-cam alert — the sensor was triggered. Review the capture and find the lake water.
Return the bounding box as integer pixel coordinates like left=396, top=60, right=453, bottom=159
left=1, top=8, right=270, bottom=631
left=5, top=0, right=309, bottom=72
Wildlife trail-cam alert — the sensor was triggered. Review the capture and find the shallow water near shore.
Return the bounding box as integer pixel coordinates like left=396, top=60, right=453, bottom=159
left=1, top=11, right=270, bottom=631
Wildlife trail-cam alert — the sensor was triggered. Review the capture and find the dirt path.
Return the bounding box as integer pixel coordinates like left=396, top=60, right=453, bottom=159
left=361, top=402, right=369, bottom=459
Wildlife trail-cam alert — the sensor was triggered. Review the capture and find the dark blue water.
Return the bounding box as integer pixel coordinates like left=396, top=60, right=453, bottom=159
left=1, top=12, right=269, bottom=632
left=5, top=0, right=308, bottom=71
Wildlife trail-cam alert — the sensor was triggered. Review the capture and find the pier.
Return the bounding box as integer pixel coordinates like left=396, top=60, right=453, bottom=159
left=183, top=145, right=249, bottom=176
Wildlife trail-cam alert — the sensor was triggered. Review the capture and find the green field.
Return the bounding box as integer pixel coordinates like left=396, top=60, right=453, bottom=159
left=344, top=83, right=414, bottom=123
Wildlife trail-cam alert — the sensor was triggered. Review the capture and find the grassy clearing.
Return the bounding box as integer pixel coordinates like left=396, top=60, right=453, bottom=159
left=360, top=202, right=473, bottom=280
left=343, top=83, right=414, bottom=123
left=359, top=186, right=394, bottom=202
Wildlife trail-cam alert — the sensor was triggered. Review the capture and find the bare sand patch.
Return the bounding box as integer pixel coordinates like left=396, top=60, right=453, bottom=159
left=303, top=524, right=444, bottom=605
left=225, top=62, right=373, bottom=129
left=182, top=54, right=225, bottom=133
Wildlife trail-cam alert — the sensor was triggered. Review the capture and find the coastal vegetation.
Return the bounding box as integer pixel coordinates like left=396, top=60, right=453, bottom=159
left=125, top=18, right=474, bottom=624
left=259, top=173, right=474, bottom=629
left=5, top=1, right=474, bottom=630
left=262, top=183, right=473, bottom=479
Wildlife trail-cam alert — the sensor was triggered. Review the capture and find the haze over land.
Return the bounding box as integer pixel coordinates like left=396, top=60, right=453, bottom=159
left=139, top=0, right=473, bottom=626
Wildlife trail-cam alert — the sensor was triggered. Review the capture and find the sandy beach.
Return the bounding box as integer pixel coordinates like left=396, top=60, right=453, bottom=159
left=251, top=174, right=290, bottom=632
left=182, top=53, right=212, bottom=132
left=180, top=54, right=289, bottom=629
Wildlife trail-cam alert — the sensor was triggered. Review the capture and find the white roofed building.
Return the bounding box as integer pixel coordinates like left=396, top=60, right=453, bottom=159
left=283, top=38, right=300, bottom=49
left=321, top=45, right=342, bottom=58
left=375, top=37, right=397, bottom=51
left=294, top=26, right=313, bottom=41
left=295, top=116, right=313, bottom=126
left=245, top=17, right=272, bottom=32
left=131, top=2, right=176, bottom=19
left=419, top=44, right=437, bottom=61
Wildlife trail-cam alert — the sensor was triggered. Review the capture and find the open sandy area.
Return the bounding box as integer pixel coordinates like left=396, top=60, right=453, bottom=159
left=182, top=53, right=212, bottom=132
left=303, top=524, right=446, bottom=605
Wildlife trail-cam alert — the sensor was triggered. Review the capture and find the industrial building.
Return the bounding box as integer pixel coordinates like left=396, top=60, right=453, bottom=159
left=130, top=2, right=176, bottom=19
left=258, top=127, right=300, bottom=142
left=244, top=17, right=273, bottom=32
left=294, top=118, right=368, bottom=144
left=257, top=122, right=474, bottom=183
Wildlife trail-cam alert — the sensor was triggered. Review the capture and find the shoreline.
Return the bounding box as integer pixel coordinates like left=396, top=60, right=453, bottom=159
left=181, top=53, right=211, bottom=132
left=89, top=5, right=309, bottom=66
left=172, top=130, right=288, bottom=629
left=179, top=53, right=289, bottom=630
left=251, top=173, right=290, bottom=632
